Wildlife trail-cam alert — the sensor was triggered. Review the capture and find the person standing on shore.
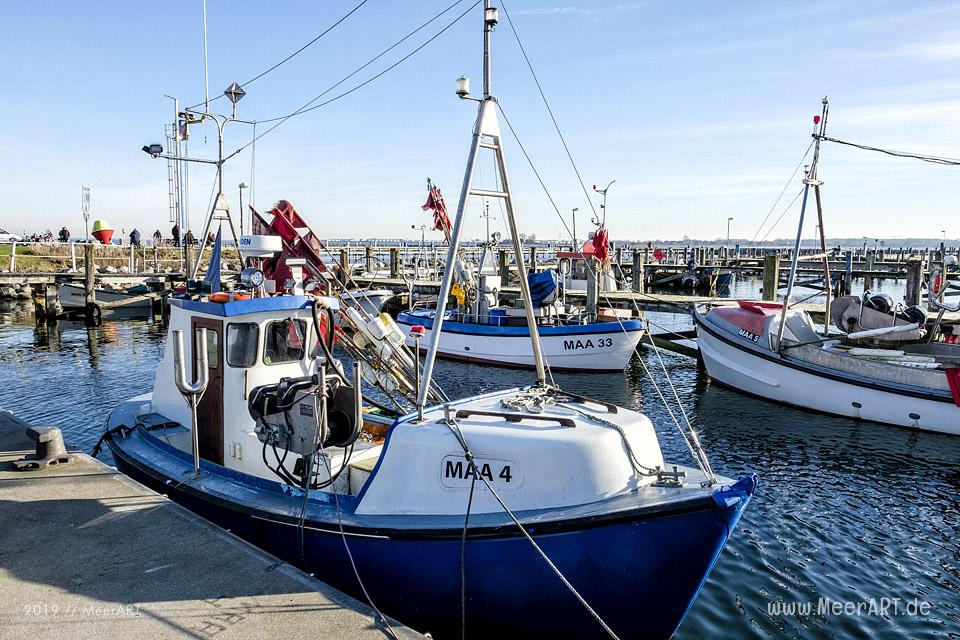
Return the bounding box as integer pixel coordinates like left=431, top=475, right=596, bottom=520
left=184, top=229, right=195, bottom=246
left=153, top=229, right=162, bottom=246
left=130, top=228, right=141, bottom=247
left=171, top=223, right=181, bottom=247
left=58, top=226, right=70, bottom=243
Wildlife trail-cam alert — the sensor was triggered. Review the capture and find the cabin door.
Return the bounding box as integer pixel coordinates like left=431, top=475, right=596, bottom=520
left=192, top=317, right=224, bottom=465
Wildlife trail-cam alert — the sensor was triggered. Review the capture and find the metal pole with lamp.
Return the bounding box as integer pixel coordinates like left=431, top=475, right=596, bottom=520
left=239, top=182, right=248, bottom=236
left=142, top=81, right=252, bottom=281
left=571, top=207, right=578, bottom=248
left=81, top=186, right=91, bottom=242
left=592, top=181, right=615, bottom=227
left=727, top=217, right=733, bottom=243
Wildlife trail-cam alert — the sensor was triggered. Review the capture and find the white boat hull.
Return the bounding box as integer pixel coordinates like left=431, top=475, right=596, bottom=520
left=696, top=322, right=960, bottom=436
left=58, top=283, right=153, bottom=310
left=397, top=314, right=642, bottom=371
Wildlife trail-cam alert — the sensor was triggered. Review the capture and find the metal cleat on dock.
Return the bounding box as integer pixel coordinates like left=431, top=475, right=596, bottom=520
left=13, top=426, right=74, bottom=470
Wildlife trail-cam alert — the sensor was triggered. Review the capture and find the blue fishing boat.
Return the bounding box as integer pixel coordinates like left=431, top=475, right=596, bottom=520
left=103, top=293, right=755, bottom=638
left=102, top=4, right=756, bottom=638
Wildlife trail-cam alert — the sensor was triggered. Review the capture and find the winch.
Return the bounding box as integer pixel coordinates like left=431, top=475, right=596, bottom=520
left=247, top=367, right=362, bottom=486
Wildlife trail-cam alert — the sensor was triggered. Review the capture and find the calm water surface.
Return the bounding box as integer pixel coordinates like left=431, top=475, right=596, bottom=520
left=1, top=281, right=957, bottom=639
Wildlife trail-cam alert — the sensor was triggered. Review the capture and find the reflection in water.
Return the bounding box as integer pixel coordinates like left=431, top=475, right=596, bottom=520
left=0, top=295, right=957, bottom=639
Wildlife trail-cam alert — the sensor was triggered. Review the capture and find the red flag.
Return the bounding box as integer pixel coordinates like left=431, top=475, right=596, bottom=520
left=592, top=227, right=610, bottom=262
left=421, top=181, right=451, bottom=243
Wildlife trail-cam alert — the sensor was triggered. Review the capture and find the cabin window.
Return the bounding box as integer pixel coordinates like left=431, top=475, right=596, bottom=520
left=226, top=323, right=259, bottom=367
left=263, top=319, right=307, bottom=365
left=208, top=331, right=220, bottom=368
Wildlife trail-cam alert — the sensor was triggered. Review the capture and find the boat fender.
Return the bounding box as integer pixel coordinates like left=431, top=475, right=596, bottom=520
left=85, top=301, right=102, bottom=325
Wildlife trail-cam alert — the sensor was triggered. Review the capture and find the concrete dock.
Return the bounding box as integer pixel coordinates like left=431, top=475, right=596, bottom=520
left=0, top=411, right=422, bottom=640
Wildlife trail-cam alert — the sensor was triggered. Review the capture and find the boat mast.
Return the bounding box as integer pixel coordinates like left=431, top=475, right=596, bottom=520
left=776, top=97, right=830, bottom=350
left=416, top=0, right=547, bottom=412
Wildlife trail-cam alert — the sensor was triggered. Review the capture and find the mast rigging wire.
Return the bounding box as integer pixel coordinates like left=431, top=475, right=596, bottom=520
left=499, top=0, right=598, bottom=218
left=821, top=135, right=960, bottom=166
left=496, top=100, right=716, bottom=482
left=748, top=140, right=815, bottom=244
left=227, top=0, right=479, bottom=156
left=186, top=0, right=372, bottom=110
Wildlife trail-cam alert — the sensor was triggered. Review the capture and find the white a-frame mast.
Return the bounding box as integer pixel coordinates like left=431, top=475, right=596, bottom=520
left=416, top=0, right=547, bottom=411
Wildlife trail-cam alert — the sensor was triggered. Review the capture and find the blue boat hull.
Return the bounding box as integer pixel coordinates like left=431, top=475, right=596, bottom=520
left=109, top=436, right=752, bottom=640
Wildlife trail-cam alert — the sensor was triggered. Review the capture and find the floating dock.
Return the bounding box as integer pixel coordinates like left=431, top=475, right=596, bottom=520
left=0, top=411, right=422, bottom=640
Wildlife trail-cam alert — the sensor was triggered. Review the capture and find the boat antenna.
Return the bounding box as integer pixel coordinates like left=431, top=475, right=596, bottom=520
left=416, top=0, right=548, bottom=413
left=775, top=97, right=830, bottom=350
left=202, top=0, right=210, bottom=113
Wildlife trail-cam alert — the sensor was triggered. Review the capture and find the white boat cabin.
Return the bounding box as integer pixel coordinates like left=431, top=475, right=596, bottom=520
left=146, top=295, right=384, bottom=483
left=556, top=249, right=619, bottom=293
left=136, top=294, right=668, bottom=515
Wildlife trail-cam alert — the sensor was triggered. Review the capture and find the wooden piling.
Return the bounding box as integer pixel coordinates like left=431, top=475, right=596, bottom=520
left=184, top=243, right=194, bottom=278
left=762, top=254, right=780, bottom=301
left=844, top=251, right=853, bottom=295
left=84, top=243, right=96, bottom=306
left=339, top=249, right=349, bottom=277
left=498, top=250, right=509, bottom=283
left=863, top=251, right=875, bottom=291
left=390, top=248, right=400, bottom=278
left=365, top=246, right=374, bottom=274
left=905, top=258, right=923, bottom=307
left=632, top=249, right=644, bottom=293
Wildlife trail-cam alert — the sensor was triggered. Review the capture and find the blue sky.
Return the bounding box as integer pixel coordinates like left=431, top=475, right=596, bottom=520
left=1, top=1, right=959, bottom=242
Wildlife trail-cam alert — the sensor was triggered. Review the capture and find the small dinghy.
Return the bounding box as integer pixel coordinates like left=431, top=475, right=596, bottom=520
left=58, top=282, right=154, bottom=311
left=102, top=5, right=755, bottom=638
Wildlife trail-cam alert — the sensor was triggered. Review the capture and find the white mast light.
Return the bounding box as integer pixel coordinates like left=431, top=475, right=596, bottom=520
left=485, top=7, right=498, bottom=26
left=456, top=76, right=471, bottom=98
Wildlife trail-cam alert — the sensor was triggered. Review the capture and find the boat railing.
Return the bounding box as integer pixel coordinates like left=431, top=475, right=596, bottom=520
left=446, top=310, right=593, bottom=327
left=453, top=408, right=575, bottom=427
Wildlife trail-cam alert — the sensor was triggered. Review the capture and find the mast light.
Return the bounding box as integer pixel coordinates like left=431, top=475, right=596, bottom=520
left=456, top=76, right=471, bottom=98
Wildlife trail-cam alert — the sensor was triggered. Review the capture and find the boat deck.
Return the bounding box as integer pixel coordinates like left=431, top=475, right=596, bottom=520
left=0, top=410, right=422, bottom=640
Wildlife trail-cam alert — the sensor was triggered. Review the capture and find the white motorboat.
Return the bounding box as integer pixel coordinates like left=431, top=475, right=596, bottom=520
left=694, top=99, right=960, bottom=435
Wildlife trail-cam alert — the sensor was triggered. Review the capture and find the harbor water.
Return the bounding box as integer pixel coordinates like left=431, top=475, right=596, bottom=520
left=1, top=278, right=958, bottom=639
